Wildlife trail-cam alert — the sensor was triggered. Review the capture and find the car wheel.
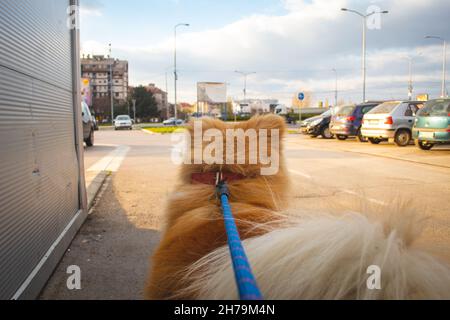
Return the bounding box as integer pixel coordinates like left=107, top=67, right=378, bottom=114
left=416, top=140, right=434, bottom=151
left=357, top=129, right=368, bottom=143
left=395, top=129, right=411, bottom=147
left=336, top=135, right=347, bottom=141
left=86, top=129, right=94, bottom=147
left=321, top=126, right=333, bottom=139
left=368, top=138, right=381, bottom=145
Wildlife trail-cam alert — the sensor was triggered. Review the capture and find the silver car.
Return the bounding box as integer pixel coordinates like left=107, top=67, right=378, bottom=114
left=361, top=101, right=424, bottom=146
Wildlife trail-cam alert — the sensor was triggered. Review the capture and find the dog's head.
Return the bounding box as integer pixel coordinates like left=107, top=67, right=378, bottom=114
left=174, top=115, right=289, bottom=210
left=181, top=114, right=286, bottom=178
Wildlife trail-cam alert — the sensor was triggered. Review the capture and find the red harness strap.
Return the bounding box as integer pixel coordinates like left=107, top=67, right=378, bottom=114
left=191, top=172, right=246, bottom=185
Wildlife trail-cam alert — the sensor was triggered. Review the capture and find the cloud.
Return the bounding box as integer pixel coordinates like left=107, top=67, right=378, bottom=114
left=80, top=0, right=103, bottom=16
left=81, top=0, right=450, bottom=105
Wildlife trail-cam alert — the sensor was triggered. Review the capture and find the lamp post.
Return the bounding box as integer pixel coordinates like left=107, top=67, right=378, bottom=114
left=332, top=68, right=338, bottom=106
left=235, top=70, right=256, bottom=104
left=425, top=36, right=447, bottom=98
left=174, top=23, right=190, bottom=122
left=132, top=99, right=136, bottom=122
left=341, top=8, right=389, bottom=102
left=109, top=43, right=114, bottom=123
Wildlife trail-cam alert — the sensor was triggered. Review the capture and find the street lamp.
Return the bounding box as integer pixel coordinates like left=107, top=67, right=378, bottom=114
left=425, top=35, right=447, bottom=98
left=341, top=8, right=389, bottom=102
left=235, top=70, right=256, bottom=103
left=332, top=68, right=338, bottom=107
left=174, top=23, right=190, bottom=122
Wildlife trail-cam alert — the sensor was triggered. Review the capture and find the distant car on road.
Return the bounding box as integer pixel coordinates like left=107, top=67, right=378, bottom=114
left=304, top=109, right=334, bottom=139
left=81, top=101, right=94, bottom=147
left=413, top=98, right=450, bottom=150
left=114, top=115, right=133, bottom=130
left=163, top=117, right=184, bottom=126
left=361, top=101, right=424, bottom=146
left=330, top=102, right=381, bottom=142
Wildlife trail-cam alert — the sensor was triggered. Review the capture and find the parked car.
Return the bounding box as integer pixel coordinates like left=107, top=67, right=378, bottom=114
left=163, top=117, right=184, bottom=126
left=300, top=115, right=322, bottom=134
left=81, top=101, right=94, bottom=147
left=361, top=101, right=424, bottom=146
left=330, top=102, right=381, bottom=142
left=413, top=98, right=450, bottom=150
left=304, top=109, right=334, bottom=139
left=114, top=115, right=133, bottom=130
left=91, top=115, right=99, bottom=131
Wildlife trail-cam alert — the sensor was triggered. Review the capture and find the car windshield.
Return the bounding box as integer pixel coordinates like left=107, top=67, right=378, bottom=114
left=418, top=100, right=450, bottom=117
left=321, top=110, right=332, bottom=117
left=335, top=105, right=355, bottom=116
left=117, top=116, right=130, bottom=121
left=368, top=102, right=399, bottom=114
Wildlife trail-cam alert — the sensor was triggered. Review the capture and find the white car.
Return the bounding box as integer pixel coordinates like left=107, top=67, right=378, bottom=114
left=163, top=118, right=184, bottom=126
left=114, top=115, right=133, bottom=130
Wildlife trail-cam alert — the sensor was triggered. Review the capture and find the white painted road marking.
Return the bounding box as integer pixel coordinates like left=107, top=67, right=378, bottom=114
left=88, top=145, right=130, bottom=173
left=289, top=169, right=312, bottom=180
left=341, top=190, right=387, bottom=205
left=289, top=169, right=386, bottom=205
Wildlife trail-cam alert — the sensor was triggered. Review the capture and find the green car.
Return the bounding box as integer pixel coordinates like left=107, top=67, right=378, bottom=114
left=413, top=98, right=450, bottom=150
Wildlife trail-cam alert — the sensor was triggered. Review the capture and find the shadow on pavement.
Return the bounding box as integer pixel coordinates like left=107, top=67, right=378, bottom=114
left=39, top=177, right=161, bottom=300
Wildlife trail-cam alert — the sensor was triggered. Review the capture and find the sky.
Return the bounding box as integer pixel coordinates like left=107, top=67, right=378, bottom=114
left=80, top=0, right=450, bottom=106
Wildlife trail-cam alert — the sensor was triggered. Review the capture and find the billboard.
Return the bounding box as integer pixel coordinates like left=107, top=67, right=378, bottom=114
left=81, top=78, right=92, bottom=106
left=197, top=82, right=227, bottom=104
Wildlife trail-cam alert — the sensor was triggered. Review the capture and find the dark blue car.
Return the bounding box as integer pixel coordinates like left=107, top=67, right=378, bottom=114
left=330, top=102, right=381, bottom=142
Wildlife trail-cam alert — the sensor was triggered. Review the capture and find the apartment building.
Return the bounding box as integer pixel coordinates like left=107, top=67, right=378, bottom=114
left=81, top=55, right=129, bottom=102
left=145, top=83, right=168, bottom=111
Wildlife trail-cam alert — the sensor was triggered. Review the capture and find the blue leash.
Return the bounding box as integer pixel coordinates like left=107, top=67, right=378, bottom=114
left=217, top=180, right=263, bottom=301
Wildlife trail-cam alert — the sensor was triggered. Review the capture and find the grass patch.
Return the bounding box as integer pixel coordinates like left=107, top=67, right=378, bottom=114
left=288, top=129, right=301, bottom=134
left=143, top=126, right=186, bottom=134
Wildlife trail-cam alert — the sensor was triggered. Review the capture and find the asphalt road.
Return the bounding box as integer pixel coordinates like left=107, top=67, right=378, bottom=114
left=40, top=128, right=450, bottom=300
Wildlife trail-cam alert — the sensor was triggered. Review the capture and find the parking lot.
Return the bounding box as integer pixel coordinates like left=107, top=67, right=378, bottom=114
left=40, top=128, right=450, bottom=300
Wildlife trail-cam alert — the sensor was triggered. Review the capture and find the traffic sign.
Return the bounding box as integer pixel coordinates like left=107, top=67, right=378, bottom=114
left=298, top=92, right=305, bottom=101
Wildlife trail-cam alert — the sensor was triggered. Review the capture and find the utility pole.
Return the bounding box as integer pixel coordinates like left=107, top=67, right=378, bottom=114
left=341, top=8, right=389, bottom=102
left=174, top=23, right=190, bottom=122
left=235, top=70, right=256, bottom=104
left=405, top=57, right=414, bottom=100
left=132, top=99, right=136, bottom=122
left=332, top=68, right=338, bottom=106
left=165, top=70, right=170, bottom=119
left=109, top=43, right=114, bottom=123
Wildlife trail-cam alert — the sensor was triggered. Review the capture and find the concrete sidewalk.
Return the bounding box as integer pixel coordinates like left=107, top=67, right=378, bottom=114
left=39, top=131, right=173, bottom=300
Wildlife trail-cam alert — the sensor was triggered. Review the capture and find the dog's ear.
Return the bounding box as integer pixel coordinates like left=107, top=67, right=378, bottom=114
left=242, top=115, right=286, bottom=137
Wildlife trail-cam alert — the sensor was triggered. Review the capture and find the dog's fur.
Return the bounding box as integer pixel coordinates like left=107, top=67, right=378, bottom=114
left=145, top=115, right=450, bottom=300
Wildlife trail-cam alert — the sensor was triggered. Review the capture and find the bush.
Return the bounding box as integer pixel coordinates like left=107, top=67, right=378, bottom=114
left=143, top=127, right=186, bottom=134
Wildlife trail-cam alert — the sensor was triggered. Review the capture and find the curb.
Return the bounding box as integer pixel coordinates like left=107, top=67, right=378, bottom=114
left=140, top=128, right=157, bottom=135
left=86, top=171, right=110, bottom=209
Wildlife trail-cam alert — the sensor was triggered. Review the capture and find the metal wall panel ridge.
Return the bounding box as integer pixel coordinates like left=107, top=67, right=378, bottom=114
left=0, top=0, right=81, bottom=299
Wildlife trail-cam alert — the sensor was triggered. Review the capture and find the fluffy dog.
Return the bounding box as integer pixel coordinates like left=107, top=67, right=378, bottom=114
left=145, top=115, right=450, bottom=300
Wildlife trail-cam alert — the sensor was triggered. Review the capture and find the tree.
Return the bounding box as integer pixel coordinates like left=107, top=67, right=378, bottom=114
left=131, top=86, right=159, bottom=122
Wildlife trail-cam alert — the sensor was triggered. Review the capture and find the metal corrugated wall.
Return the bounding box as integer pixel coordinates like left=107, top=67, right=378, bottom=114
left=0, top=0, right=81, bottom=299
